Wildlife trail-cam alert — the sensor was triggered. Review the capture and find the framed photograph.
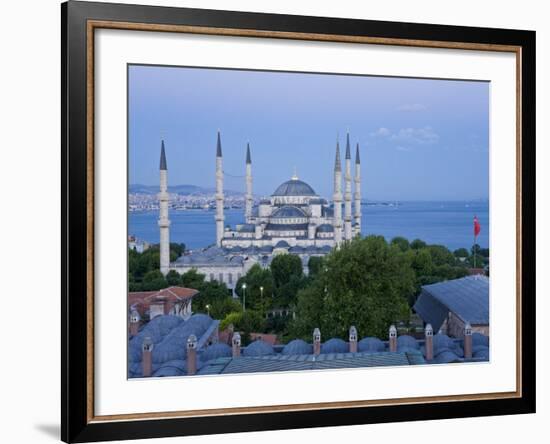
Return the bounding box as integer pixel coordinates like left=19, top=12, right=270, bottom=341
left=62, top=1, right=535, bottom=442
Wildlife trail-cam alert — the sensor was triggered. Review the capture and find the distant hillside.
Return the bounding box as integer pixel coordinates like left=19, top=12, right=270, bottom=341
left=129, top=184, right=243, bottom=196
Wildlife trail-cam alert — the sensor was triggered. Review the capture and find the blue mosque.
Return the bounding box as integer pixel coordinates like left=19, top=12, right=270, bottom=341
left=158, top=132, right=362, bottom=294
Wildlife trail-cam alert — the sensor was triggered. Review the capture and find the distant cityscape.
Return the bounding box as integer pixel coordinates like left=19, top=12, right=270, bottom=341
left=129, top=184, right=425, bottom=213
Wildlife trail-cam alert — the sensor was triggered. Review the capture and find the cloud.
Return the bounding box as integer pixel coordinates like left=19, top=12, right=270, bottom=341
left=369, top=127, right=391, bottom=137
left=396, top=103, right=427, bottom=112
left=396, top=146, right=412, bottom=152
left=390, top=126, right=439, bottom=145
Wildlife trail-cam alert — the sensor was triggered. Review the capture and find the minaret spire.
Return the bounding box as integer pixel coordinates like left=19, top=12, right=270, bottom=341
left=160, top=140, right=167, bottom=170
left=215, top=131, right=225, bottom=246
left=344, top=132, right=353, bottom=240
left=245, top=142, right=253, bottom=223
left=354, top=143, right=362, bottom=237
left=158, top=140, right=171, bottom=275
left=333, top=137, right=343, bottom=246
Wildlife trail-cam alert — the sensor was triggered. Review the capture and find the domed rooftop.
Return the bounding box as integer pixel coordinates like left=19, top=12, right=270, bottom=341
left=358, top=337, right=385, bottom=353
left=243, top=339, right=275, bottom=357
left=272, top=206, right=307, bottom=218
left=272, top=179, right=317, bottom=197
left=433, top=350, right=460, bottom=364
left=274, top=240, right=290, bottom=249
left=201, top=343, right=232, bottom=362
left=282, top=339, right=312, bottom=355
left=397, top=335, right=419, bottom=351
left=321, top=338, right=348, bottom=354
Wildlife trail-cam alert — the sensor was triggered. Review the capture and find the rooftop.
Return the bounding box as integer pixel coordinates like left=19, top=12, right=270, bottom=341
left=414, top=276, right=489, bottom=331
left=272, top=179, right=317, bottom=197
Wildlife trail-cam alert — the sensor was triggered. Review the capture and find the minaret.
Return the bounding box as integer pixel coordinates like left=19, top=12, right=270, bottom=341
left=344, top=132, right=353, bottom=241
left=245, top=143, right=253, bottom=223
left=158, top=140, right=170, bottom=275
left=333, top=139, right=343, bottom=246
left=354, top=143, right=362, bottom=237
left=215, top=132, right=225, bottom=247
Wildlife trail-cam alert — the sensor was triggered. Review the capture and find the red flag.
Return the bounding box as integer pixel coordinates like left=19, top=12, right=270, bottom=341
left=474, top=216, right=481, bottom=237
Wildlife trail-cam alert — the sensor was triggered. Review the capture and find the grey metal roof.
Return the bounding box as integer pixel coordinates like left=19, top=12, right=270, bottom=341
left=355, top=143, right=360, bottom=164
left=413, top=276, right=489, bottom=331
left=272, top=206, right=307, bottom=218
left=345, top=133, right=351, bottom=160
left=159, top=140, right=167, bottom=170
left=199, top=350, right=424, bottom=375
left=272, top=179, right=317, bottom=197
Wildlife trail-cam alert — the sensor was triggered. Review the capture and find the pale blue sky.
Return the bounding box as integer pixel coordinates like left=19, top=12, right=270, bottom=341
left=128, top=64, right=489, bottom=201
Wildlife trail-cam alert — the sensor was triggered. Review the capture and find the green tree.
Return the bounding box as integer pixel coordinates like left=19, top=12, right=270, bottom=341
left=410, top=238, right=427, bottom=250
left=220, top=310, right=265, bottom=345
left=210, top=297, right=242, bottom=320
left=427, top=244, right=456, bottom=266
left=193, top=280, right=231, bottom=313
left=291, top=236, right=415, bottom=340
left=391, top=236, right=410, bottom=252
left=165, top=270, right=181, bottom=286
left=141, top=270, right=167, bottom=291
left=453, top=248, right=470, bottom=258
left=307, top=256, right=325, bottom=277
left=234, top=264, right=274, bottom=313
left=270, top=254, right=305, bottom=308
left=180, top=269, right=206, bottom=289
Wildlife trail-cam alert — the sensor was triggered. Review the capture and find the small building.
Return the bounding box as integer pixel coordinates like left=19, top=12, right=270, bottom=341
left=128, top=235, right=150, bottom=253
left=413, top=276, right=489, bottom=338
left=128, top=286, right=199, bottom=321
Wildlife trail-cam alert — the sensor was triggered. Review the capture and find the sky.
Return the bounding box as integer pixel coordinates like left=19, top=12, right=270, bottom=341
left=128, top=64, right=489, bottom=201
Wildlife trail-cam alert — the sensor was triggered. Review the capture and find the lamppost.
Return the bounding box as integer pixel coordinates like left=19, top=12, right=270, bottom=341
left=242, top=283, right=247, bottom=312
left=205, top=304, right=211, bottom=316
left=260, top=286, right=264, bottom=314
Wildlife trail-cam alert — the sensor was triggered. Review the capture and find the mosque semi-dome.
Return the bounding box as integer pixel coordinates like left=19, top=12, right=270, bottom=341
left=271, top=205, right=307, bottom=218
left=272, top=179, right=317, bottom=197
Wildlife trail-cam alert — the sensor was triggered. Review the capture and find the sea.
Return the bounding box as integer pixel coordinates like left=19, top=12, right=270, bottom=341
left=128, top=201, right=489, bottom=252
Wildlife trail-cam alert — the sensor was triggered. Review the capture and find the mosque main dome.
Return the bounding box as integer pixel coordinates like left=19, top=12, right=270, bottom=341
left=272, top=178, right=317, bottom=197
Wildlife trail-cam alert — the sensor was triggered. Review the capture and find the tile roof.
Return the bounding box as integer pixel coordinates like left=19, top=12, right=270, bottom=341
left=128, top=286, right=199, bottom=315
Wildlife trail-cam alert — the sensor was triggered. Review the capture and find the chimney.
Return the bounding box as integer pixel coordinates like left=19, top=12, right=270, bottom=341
left=389, top=325, right=397, bottom=352
left=464, top=322, right=473, bottom=359
left=232, top=332, right=241, bottom=357
left=142, top=337, right=154, bottom=377
left=313, top=328, right=321, bottom=356
left=187, top=334, right=198, bottom=376
left=129, top=309, right=140, bottom=337
left=424, top=323, right=433, bottom=361
left=349, top=326, right=358, bottom=353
